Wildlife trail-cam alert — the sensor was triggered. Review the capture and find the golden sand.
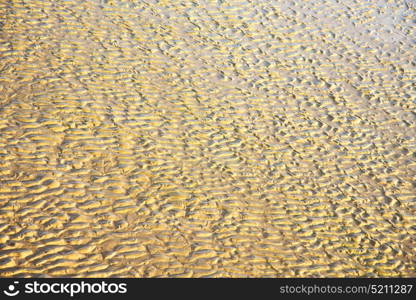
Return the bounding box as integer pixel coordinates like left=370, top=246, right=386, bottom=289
left=0, top=0, right=415, bottom=277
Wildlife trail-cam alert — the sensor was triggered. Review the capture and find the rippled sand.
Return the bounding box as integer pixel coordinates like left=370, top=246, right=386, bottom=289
left=0, top=0, right=415, bottom=277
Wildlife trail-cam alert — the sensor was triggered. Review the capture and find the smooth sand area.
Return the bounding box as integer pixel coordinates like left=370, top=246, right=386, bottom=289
left=0, top=0, right=415, bottom=277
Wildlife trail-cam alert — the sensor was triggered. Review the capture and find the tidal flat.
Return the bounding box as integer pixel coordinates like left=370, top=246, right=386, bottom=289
left=0, top=0, right=415, bottom=277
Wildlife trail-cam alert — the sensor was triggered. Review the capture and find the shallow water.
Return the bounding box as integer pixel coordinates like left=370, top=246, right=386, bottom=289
left=0, top=0, right=415, bottom=277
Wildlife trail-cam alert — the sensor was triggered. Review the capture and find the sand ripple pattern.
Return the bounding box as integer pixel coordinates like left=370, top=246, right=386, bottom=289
left=0, top=0, right=415, bottom=277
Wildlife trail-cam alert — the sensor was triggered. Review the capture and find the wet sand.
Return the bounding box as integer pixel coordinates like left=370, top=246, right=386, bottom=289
left=0, top=0, right=415, bottom=277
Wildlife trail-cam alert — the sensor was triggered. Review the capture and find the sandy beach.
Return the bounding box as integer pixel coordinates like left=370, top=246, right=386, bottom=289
left=0, top=0, right=415, bottom=277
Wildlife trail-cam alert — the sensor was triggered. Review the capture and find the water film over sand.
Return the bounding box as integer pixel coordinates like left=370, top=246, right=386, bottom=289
left=0, top=0, right=415, bottom=277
